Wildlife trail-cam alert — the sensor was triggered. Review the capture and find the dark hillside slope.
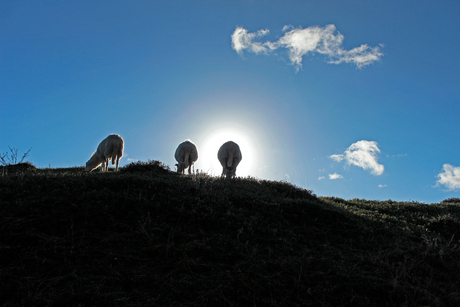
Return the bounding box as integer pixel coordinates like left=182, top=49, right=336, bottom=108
left=0, top=161, right=459, bottom=306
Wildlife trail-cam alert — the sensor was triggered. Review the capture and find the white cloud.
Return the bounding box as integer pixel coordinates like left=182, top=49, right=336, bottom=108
left=378, top=184, right=387, bottom=188
left=231, top=24, right=383, bottom=70
left=330, top=140, right=384, bottom=176
left=329, top=173, right=343, bottom=180
left=330, top=154, right=345, bottom=162
left=318, top=176, right=325, bottom=180
left=231, top=27, right=270, bottom=55
left=436, top=164, right=460, bottom=190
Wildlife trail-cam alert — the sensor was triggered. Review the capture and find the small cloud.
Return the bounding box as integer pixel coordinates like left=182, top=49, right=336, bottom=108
left=231, top=27, right=271, bottom=55
left=330, top=140, right=384, bottom=176
left=330, top=154, right=345, bottom=162
left=231, top=24, right=383, bottom=71
left=378, top=184, right=387, bottom=188
left=329, top=173, right=343, bottom=180
left=318, top=176, right=325, bottom=180
left=436, top=164, right=460, bottom=190
left=282, top=25, right=294, bottom=32
left=387, top=153, right=408, bottom=158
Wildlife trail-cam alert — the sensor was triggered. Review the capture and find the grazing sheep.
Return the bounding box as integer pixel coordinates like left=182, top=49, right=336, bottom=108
left=85, top=134, right=124, bottom=172
left=218, top=141, right=242, bottom=178
left=174, top=140, right=198, bottom=174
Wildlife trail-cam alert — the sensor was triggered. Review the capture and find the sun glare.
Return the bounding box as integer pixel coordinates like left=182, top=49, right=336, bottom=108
left=198, top=127, right=257, bottom=177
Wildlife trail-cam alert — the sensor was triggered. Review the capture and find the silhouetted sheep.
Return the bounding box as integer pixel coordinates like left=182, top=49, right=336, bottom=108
left=218, top=141, right=242, bottom=178
left=174, top=140, right=198, bottom=174
left=86, top=134, right=124, bottom=172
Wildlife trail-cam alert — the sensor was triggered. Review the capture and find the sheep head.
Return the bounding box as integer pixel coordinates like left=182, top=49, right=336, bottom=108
left=86, top=153, right=102, bottom=172
left=222, top=166, right=236, bottom=178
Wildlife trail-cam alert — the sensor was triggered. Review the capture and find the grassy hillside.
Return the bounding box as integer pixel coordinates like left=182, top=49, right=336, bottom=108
left=1, top=161, right=459, bottom=306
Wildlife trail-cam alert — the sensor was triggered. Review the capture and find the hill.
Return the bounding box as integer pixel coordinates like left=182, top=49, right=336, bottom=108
left=1, top=160, right=459, bottom=306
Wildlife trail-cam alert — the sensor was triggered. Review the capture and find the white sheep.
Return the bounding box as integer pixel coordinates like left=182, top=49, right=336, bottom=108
left=85, top=134, right=124, bottom=172
left=174, top=140, right=198, bottom=174
left=218, top=141, right=242, bottom=178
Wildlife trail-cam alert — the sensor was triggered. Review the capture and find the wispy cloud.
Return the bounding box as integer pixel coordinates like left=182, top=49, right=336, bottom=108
left=231, top=24, right=383, bottom=71
left=329, top=173, right=343, bottom=180
left=231, top=27, right=271, bottom=55
left=436, top=164, right=460, bottom=190
left=331, top=140, right=384, bottom=176
left=387, top=154, right=408, bottom=158
left=318, top=176, right=325, bottom=180
left=378, top=184, right=387, bottom=188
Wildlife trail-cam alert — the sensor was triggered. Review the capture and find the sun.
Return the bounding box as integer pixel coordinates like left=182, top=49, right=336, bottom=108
left=198, top=126, right=257, bottom=177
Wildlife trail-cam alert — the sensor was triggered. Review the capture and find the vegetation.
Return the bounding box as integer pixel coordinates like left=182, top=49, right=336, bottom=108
left=0, top=146, right=32, bottom=166
left=442, top=197, right=460, bottom=204
left=1, top=160, right=459, bottom=306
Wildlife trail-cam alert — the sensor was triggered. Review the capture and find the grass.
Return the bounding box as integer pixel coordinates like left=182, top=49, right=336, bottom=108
left=1, top=160, right=459, bottom=306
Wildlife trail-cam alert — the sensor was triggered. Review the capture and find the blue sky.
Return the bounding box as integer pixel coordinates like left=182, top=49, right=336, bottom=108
left=1, top=0, right=459, bottom=203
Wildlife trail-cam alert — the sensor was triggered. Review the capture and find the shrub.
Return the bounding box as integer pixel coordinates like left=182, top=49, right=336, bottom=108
left=442, top=198, right=460, bottom=204
left=120, top=159, right=171, bottom=174
left=0, top=162, right=37, bottom=174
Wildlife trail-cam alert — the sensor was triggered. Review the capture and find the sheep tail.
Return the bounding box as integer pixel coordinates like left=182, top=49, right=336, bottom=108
left=227, top=152, right=234, bottom=167
left=184, top=152, right=190, bottom=167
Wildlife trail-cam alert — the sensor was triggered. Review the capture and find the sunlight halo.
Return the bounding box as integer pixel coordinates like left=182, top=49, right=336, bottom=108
left=198, top=127, right=258, bottom=177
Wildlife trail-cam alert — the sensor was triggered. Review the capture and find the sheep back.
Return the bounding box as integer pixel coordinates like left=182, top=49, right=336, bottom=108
left=218, top=141, right=242, bottom=178
left=100, top=134, right=124, bottom=165
left=174, top=140, right=198, bottom=173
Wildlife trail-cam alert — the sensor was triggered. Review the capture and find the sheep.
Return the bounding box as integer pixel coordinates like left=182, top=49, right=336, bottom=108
left=218, top=141, right=242, bottom=178
left=174, top=140, right=198, bottom=174
left=85, top=134, right=124, bottom=172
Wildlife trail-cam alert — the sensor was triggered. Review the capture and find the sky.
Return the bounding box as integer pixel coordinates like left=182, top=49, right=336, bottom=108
left=1, top=0, right=460, bottom=203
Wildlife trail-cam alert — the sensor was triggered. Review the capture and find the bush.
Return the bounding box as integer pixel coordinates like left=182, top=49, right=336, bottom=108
left=120, top=159, right=171, bottom=174
left=0, top=161, right=37, bottom=174
left=442, top=198, right=460, bottom=204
